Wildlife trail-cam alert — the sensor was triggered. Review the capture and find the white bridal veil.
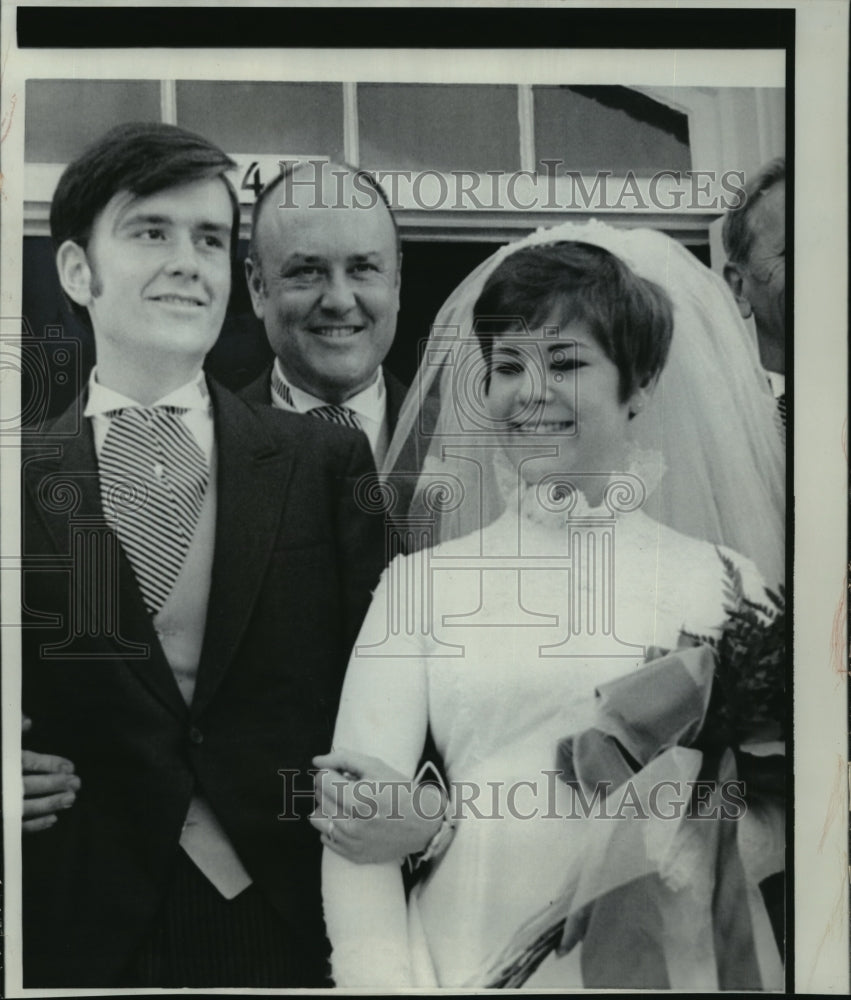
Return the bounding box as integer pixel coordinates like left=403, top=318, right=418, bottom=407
left=381, top=219, right=786, bottom=588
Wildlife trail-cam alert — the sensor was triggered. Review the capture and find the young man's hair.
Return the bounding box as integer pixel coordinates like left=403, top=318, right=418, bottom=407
left=51, top=121, right=241, bottom=253
left=245, top=158, right=400, bottom=288
left=473, top=240, right=674, bottom=402
left=721, top=157, right=785, bottom=266
left=50, top=122, right=240, bottom=327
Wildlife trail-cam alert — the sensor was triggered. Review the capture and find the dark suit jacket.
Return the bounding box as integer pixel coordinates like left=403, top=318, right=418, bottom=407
left=239, top=364, right=409, bottom=439
left=21, top=382, right=386, bottom=987
left=238, top=364, right=446, bottom=888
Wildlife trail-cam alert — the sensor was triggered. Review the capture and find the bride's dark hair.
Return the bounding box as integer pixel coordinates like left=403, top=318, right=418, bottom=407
left=472, top=240, right=674, bottom=401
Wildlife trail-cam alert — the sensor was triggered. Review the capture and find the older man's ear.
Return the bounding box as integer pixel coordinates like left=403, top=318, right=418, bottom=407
left=723, top=261, right=753, bottom=320
left=245, top=256, right=266, bottom=320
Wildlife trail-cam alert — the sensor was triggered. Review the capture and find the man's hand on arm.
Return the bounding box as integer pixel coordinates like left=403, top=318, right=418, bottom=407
left=22, top=715, right=79, bottom=833
left=310, top=748, right=445, bottom=865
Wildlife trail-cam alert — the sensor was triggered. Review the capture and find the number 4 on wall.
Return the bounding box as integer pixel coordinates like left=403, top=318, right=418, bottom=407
left=240, top=161, right=263, bottom=197
left=231, top=155, right=331, bottom=203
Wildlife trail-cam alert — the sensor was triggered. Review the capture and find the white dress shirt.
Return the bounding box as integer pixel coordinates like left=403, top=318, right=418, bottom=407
left=766, top=370, right=785, bottom=400
left=84, top=367, right=214, bottom=459
left=269, top=358, right=389, bottom=466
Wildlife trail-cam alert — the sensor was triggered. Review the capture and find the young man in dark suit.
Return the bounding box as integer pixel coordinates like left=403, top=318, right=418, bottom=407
left=240, top=160, right=408, bottom=464
left=20, top=122, right=389, bottom=988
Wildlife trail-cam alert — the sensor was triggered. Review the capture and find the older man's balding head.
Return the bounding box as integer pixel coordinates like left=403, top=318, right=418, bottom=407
left=245, top=161, right=401, bottom=405
left=723, top=158, right=785, bottom=375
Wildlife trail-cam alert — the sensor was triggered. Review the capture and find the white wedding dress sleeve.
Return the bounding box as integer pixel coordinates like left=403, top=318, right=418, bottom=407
left=322, top=557, right=430, bottom=988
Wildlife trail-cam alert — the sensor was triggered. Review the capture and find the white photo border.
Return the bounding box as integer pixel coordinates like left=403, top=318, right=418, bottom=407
left=1, top=1, right=846, bottom=994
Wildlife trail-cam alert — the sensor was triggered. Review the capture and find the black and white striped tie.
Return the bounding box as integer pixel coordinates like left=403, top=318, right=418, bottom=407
left=309, top=404, right=362, bottom=430
left=271, top=367, right=362, bottom=431
left=98, top=406, right=209, bottom=614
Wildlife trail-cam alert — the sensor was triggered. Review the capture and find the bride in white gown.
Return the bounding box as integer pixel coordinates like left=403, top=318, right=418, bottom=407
left=319, top=222, right=786, bottom=990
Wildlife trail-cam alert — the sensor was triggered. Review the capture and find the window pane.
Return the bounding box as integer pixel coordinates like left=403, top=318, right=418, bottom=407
left=359, top=83, right=519, bottom=172
left=176, top=81, right=344, bottom=156
left=25, top=80, right=160, bottom=162
left=534, top=85, right=691, bottom=175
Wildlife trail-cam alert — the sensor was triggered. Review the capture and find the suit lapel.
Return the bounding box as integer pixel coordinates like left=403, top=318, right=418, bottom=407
left=191, top=383, right=296, bottom=717
left=24, top=398, right=103, bottom=555
left=24, top=397, right=188, bottom=720
left=237, top=364, right=273, bottom=406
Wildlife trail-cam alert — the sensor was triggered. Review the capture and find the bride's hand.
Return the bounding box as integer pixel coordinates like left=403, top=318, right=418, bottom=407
left=311, top=748, right=445, bottom=864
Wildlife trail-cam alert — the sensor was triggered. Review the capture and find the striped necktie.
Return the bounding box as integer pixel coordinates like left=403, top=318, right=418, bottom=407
left=98, top=406, right=209, bottom=614
left=271, top=367, right=362, bottom=430
left=309, top=404, right=362, bottom=430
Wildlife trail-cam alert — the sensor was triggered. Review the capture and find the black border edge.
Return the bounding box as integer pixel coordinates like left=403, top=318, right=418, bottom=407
left=17, top=6, right=795, bottom=50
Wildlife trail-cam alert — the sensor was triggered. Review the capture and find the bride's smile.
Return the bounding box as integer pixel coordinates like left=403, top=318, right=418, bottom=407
left=484, top=315, right=641, bottom=482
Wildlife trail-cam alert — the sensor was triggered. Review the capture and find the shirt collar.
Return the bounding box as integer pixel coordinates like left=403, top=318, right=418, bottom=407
left=270, top=357, right=385, bottom=423
left=84, top=367, right=211, bottom=418
left=765, top=370, right=785, bottom=399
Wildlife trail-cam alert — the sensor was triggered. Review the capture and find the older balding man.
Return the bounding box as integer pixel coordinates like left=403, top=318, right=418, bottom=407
left=241, top=160, right=409, bottom=465
left=722, top=158, right=786, bottom=422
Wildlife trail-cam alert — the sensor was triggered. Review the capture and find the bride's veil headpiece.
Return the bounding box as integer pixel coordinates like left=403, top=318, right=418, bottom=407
left=381, top=219, right=785, bottom=587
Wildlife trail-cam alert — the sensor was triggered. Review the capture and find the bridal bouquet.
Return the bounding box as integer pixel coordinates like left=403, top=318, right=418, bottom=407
left=480, top=554, right=786, bottom=990
left=687, top=550, right=786, bottom=748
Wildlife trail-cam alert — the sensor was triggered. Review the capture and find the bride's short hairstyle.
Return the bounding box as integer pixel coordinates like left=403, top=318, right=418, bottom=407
left=473, top=240, right=673, bottom=401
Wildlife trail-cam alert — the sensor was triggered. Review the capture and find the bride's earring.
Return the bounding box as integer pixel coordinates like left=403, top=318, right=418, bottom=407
left=627, top=383, right=652, bottom=420
left=627, top=399, right=645, bottom=420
